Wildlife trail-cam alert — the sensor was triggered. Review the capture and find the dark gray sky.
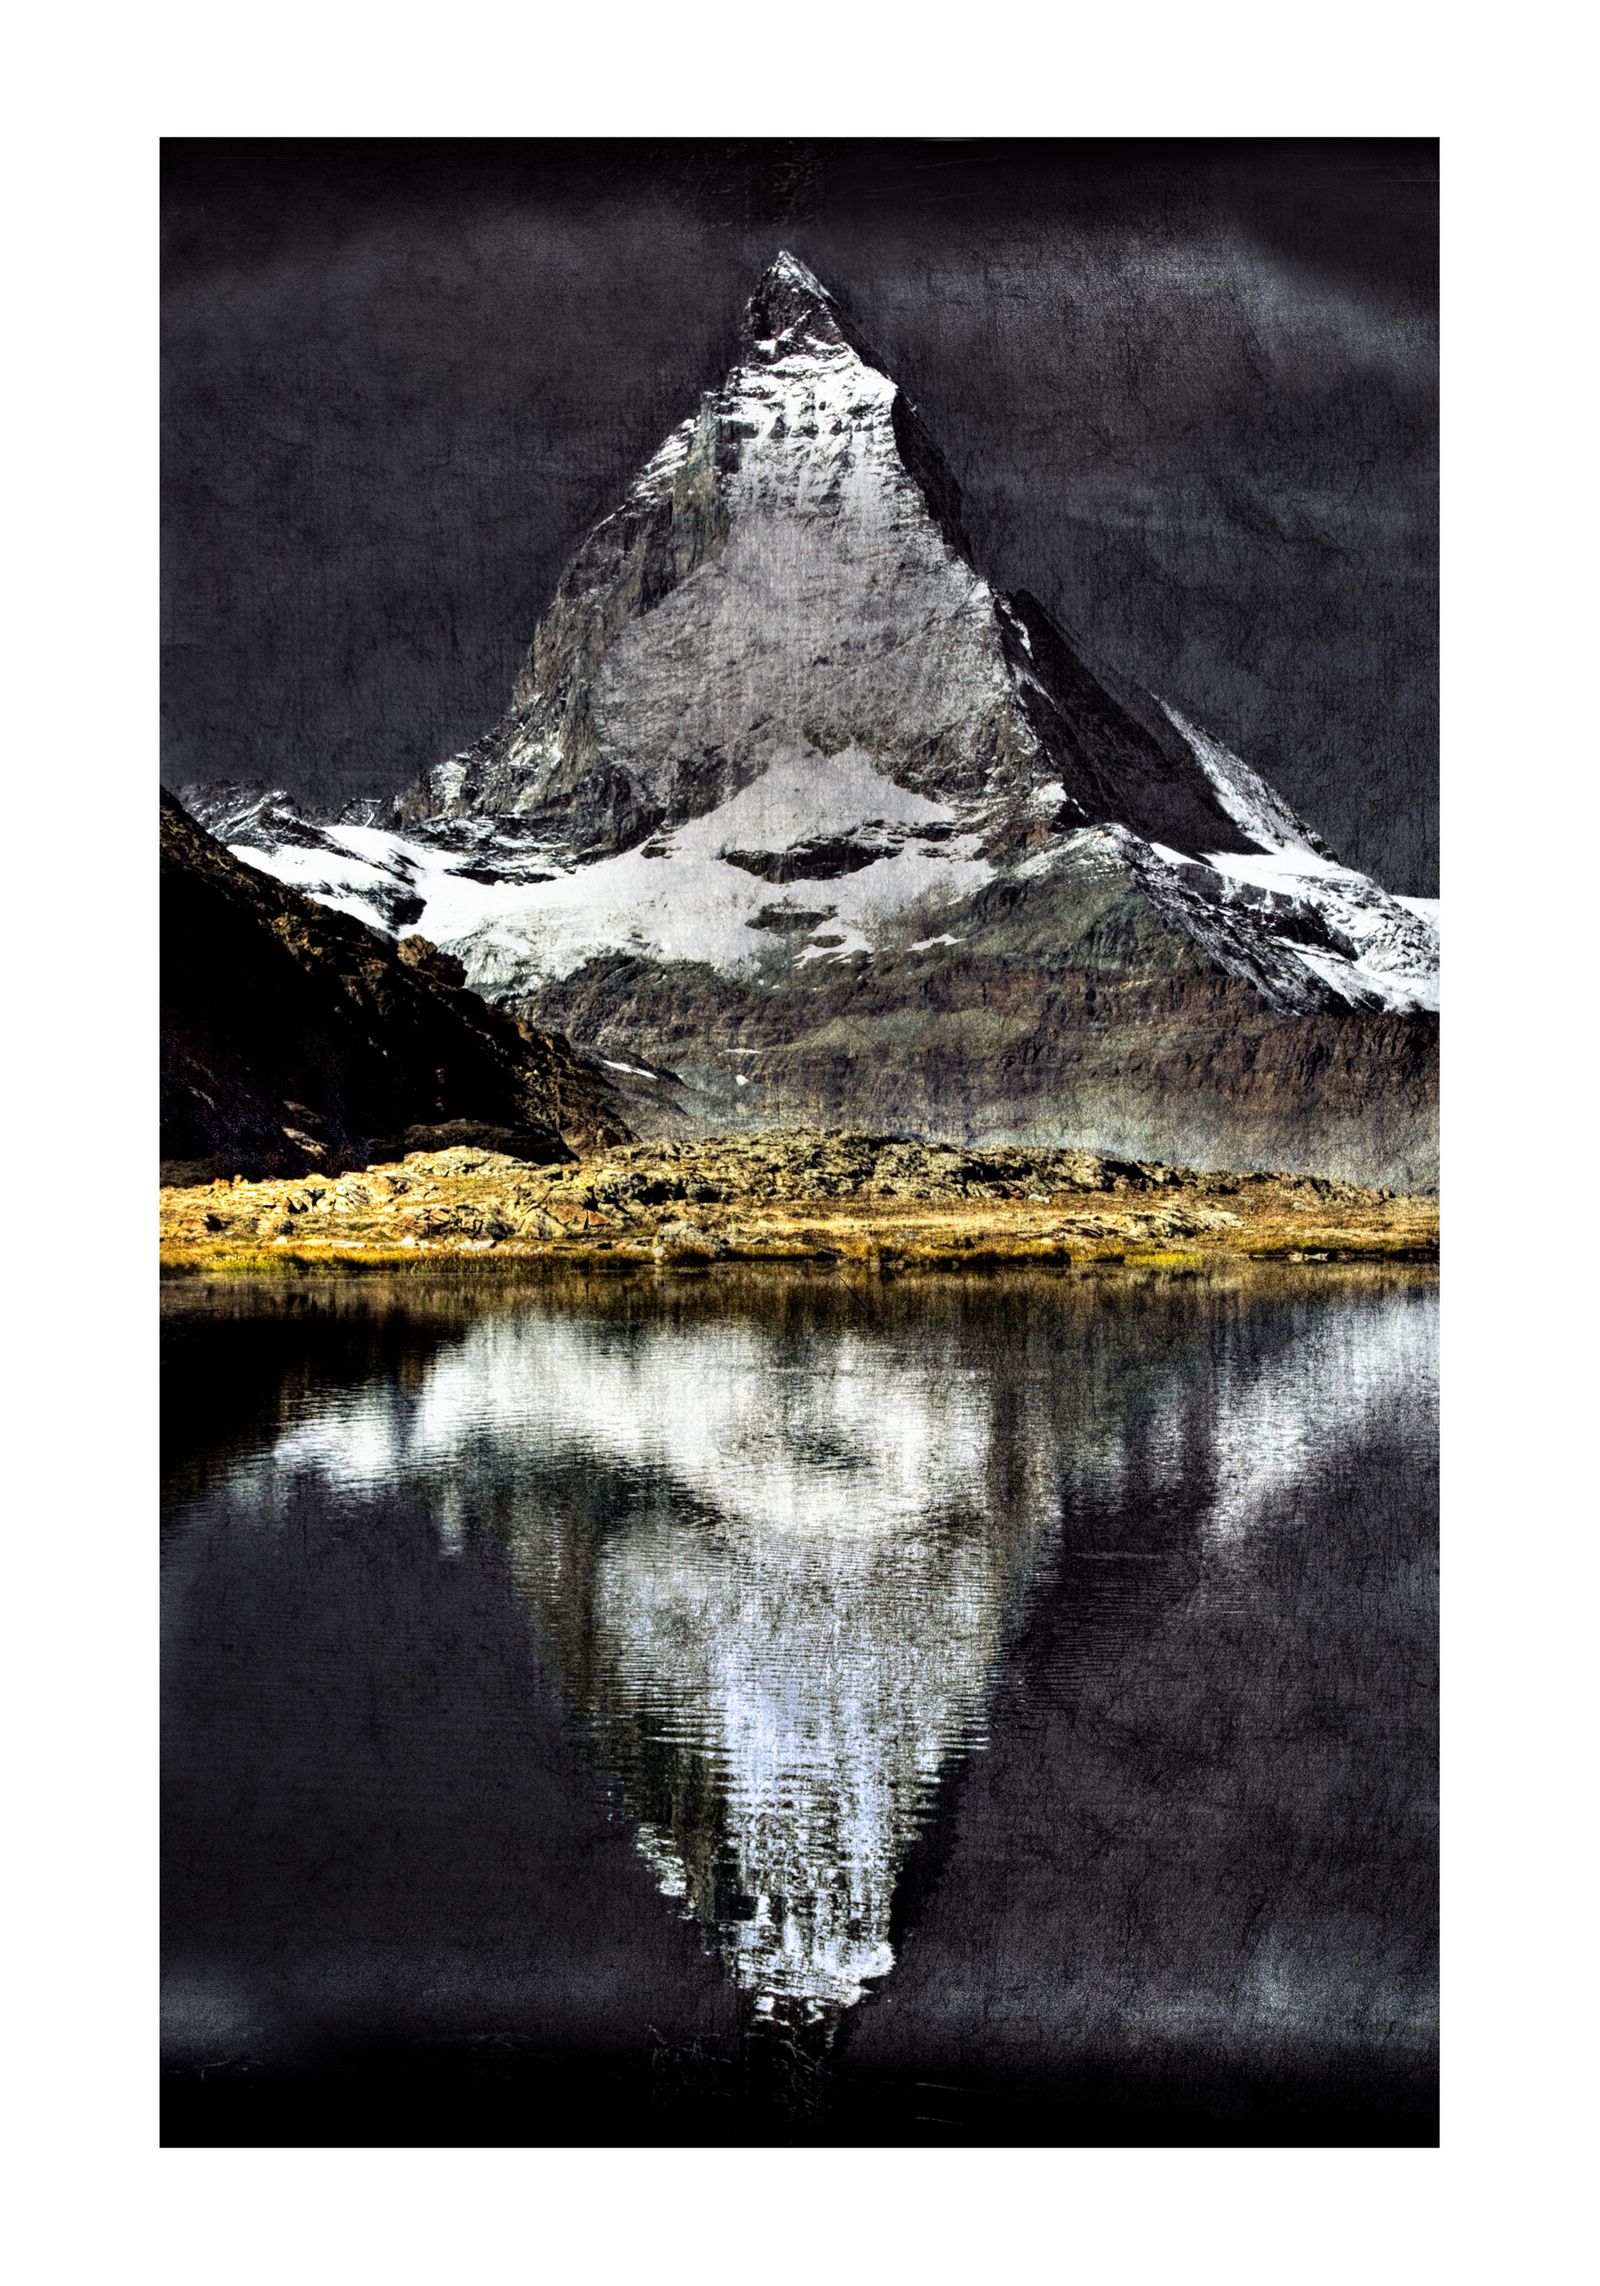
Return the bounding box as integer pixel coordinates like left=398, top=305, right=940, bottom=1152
left=162, top=139, right=1438, bottom=891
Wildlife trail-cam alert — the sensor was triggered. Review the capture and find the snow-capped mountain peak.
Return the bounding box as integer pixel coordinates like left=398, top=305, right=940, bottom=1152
left=180, top=251, right=1437, bottom=1182
left=742, top=248, right=851, bottom=352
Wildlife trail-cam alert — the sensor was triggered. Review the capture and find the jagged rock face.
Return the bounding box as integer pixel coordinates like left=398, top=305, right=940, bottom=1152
left=403, top=251, right=1258, bottom=866
left=159, top=792, right=629, bottom=1179
left=185, top=253, right=1439, bottom=1186
left=525, top=960, right=1439, bottom=1193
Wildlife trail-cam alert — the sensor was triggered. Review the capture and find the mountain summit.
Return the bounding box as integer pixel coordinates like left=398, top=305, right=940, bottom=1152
left=185, top=253, right=1438, bottom=1184
left=398, top=248, right=1271, bottom=869
left=741, top=248, right=853, bottom=349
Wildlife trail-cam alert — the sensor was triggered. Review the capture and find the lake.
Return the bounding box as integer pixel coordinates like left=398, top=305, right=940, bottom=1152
left=161, top=1263, right=1437, bottom=2145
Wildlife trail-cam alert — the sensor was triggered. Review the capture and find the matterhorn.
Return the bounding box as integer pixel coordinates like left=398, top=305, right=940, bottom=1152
left=187, top=252, right=1438, bottom=1185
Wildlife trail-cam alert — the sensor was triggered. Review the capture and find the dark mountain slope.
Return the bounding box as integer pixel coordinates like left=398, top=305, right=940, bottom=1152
left=160, top=792, right=628, bottom=1178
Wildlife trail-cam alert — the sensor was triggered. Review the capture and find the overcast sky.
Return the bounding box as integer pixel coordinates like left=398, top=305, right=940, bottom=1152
left=162, top=139, right=1438, bottom=891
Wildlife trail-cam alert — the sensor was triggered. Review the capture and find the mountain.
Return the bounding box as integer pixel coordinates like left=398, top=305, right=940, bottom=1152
left=160, top=791, right=629, bottom=1179
left=180, top=253, right=1438, bottom=1186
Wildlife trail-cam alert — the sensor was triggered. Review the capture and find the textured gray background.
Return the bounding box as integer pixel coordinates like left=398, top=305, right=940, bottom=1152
left=162, top=139, right=1438, bottom=893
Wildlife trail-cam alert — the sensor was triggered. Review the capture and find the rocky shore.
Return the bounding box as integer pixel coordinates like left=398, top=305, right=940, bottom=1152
left=160, top=1128, right=1438, bottom=1275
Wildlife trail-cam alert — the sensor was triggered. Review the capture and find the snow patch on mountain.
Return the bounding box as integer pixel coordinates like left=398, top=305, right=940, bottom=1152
left=1147, top=707, right=1439, bottom=1012
left=1396, top=896, right=1441, bottom=929
left=197, top=751, right=1437, bottom=1019
left=206, top=753, right=993, bottom=995
left=423, top=753, right=993, bottom=994
left=188, top=717, right=1436, bottom=1018
left=1160, top=703, right=1330, bottom=857
left=1015, top=822, right=1438, bottom=1017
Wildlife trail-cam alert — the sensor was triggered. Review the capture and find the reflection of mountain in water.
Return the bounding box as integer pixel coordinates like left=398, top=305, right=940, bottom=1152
left=271, top=1299, right=1064, bottom=2020
left=233, top=1271, right=1434, bottom=2045
left=579, top=1504, right=1011, bottom=2016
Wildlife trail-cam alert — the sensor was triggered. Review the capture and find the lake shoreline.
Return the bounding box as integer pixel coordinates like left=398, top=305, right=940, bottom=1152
left=160, top=1130, right=1438, bottom=1278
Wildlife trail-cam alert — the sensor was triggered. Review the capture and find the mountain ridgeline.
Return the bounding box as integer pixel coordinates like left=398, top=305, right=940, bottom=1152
left=179, top=253, right=1439, bottom=1188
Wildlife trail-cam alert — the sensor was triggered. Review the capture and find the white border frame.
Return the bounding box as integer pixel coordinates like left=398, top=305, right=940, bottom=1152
left=8, top=7, right=1596, bottom=2278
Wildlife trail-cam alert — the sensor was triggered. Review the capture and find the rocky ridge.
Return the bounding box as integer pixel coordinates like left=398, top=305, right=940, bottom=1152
left=159, top=1130, right=1438, bottom=1273
left=160, top=791, right=629, bottom=1179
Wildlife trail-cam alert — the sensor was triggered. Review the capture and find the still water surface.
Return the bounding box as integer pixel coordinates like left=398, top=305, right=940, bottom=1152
left=162, top=1266, right=1437, bottom=2137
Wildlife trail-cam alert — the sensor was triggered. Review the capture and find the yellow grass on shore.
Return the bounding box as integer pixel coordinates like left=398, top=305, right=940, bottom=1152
left=160, top=1130, right=1438, bottom=1278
